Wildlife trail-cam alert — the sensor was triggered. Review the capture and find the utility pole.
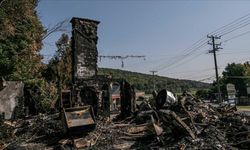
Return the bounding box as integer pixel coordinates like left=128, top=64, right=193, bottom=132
left=150, top=70, right=157, bottom=91
left=207, top=35, right=222, bottom=103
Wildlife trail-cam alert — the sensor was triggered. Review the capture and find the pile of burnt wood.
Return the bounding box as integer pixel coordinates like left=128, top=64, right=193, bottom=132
left=0, top=113, right=63, bottom=149
left=88, top=91, right=250, bottom=149
left=1, top=90, right=250, bottom=150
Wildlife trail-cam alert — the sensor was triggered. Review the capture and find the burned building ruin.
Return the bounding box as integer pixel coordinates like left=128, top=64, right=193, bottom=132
left=71, top=17, right=99, bottom=84
left=70, top=17, right=100, bottom=113
left=69, top=17, right=135, bottom=118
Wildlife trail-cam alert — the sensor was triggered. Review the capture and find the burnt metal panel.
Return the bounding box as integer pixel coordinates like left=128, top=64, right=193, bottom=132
left=62, top=105, right=96, bottom=135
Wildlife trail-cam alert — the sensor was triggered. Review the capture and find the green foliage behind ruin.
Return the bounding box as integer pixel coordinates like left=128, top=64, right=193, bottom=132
left=0, top=0, right=44, bottom=79
left=98, top=68, right=211, bottom=94
left=24, top=79, right=58, bottom=113
left=0, top=0, right=58, bottom=114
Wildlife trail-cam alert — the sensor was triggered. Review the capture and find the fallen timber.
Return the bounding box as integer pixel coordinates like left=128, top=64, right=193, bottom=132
left=1, top=93, right=250, bottom=149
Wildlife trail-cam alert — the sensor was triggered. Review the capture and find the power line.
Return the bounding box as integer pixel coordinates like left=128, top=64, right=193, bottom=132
left=148, top=12, right=250, bottom=74
left=219, top=56, right=250, bottom=68
left=166, top=67, right=223, bottom=81
left=166, top=67, right=216, bottom=75
left=163, top=53, right=250, bottom=82
left=208, top=13, right=250, bottom=36
left=219, top=21, right=250, bottom=36
left=208, top=12, right=250, bottom=36
left=198, top=76, right=215, bottom=82
left=151, top=32, right=210, bottom=71
left=221, top=30, right=250, bottom=43
left=180, top=72, right=215, bottom=80
left=157, top=44, right=208, bottom=72
left=163, top=52, right=205, bottom=72
left=152, top=13, right=250, bottom=72
left=180, top=37, right=208, bottom=55
left=156, top=42, right=208, bottom=71
left=213, top=17, right=250, bottom=36
left=217, top=50, right=250, bottom=55
left=180, top=74, right=215, bottom=81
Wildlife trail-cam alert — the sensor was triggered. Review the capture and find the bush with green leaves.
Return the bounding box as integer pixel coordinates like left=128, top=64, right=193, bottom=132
left=25, top=79, right=58, bottom=113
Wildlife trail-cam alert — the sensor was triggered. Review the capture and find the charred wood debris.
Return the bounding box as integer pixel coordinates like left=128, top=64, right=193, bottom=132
left=0, top=91, right=250, bottom=150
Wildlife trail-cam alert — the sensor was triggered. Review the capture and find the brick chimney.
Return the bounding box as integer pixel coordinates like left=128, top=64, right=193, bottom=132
left=70, top=17, right=100, bottom=84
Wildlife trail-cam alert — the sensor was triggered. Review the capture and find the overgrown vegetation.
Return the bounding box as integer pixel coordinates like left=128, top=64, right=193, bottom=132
left=42, top=33, right=72, bottom=89
left=196, top=62, right=250, bottom=100
left=25, top=79, right=58, bottom=113
left=0, top=0, right=58, bottom=114
left=220, top=62, right=250, bottom=97
left=0, top=0, right=44, bottom=79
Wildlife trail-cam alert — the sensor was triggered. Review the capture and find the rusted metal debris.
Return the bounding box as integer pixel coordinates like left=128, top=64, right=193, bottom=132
left=61, top=106, right=96, bottom=135
left=1, top=91, right=250, bottom=149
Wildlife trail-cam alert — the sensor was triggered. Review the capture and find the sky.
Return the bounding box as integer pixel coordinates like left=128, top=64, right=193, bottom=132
left=37, top=0, right=250, bottom=83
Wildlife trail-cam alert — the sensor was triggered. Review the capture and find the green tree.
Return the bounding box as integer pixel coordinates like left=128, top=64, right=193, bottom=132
left=196, top=89, right=210, bottom=100
left=43, top=33, right=72, bottom=89
left=222, top=63, right=248, bottom=96
left=0, top=0, right=59, bottom=113
left=0, top=0, right=44, bottom=79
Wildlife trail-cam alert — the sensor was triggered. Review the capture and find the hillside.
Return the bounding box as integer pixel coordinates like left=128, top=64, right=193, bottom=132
left=98, top=68, right=211, bottom=94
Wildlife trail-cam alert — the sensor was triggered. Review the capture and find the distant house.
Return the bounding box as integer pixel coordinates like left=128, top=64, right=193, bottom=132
left=0, top=80, right=24, bottom=119
left=111, top=84, right=120, bottom=100
left=110, top=84, right=120, bottom=110
left=135, top=89, right=145, bottom=98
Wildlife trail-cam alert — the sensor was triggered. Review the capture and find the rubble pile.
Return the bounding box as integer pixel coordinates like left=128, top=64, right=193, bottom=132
left=1, top=93, right=250, bottom=149
left=89, top=94, right=250, bottom=149
left=0, top=114, right=63, bottom=149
